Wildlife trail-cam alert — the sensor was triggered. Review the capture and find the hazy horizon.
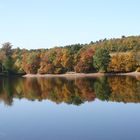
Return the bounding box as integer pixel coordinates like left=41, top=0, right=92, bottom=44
left=1, top=0, right=140, bottom=49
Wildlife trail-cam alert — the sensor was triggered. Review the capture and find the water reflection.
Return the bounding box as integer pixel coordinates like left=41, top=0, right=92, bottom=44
left=0, top=76, right=140, bottom=106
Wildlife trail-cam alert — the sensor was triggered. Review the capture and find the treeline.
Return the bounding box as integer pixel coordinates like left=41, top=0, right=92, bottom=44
left=1, top=76, right=140, bottom=106
left=0, top=35, right=140, bottom=75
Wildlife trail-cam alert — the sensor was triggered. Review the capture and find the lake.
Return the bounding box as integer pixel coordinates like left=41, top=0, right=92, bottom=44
left=0, top=76, right=140, bottom=140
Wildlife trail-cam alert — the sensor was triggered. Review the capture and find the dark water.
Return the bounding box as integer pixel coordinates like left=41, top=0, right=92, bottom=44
left=0, top=76, right=140, bottom=140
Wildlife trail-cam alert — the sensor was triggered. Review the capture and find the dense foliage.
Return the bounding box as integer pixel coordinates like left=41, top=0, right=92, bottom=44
left=93, top=48, right=110, bottom=72
left=0, top=35, right=140, bottom=75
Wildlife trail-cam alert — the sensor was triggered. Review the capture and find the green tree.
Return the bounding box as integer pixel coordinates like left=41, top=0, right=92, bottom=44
left=3, top=57, right=14, bottom=74
left=93, top=47, right=111, bottom=72
left=1, top=42, right=12, bottom=56
left=0, top=42, right=14, bottom=74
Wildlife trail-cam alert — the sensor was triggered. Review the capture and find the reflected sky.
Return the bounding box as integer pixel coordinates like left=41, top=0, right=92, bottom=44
left=0, top=99, right=140, bottom=140
left=0, top=76, right=140, bottom=140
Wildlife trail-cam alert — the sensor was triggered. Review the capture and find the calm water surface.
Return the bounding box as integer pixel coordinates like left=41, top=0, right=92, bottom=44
left=0, top=76, right=140, bottom=140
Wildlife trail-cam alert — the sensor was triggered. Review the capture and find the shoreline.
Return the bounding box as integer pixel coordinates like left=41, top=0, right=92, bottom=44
left=23, top=73, right=105, bottom=78
left=23, top=72, right=140, bottom=78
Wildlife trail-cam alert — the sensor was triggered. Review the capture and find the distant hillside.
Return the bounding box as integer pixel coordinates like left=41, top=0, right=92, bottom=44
left=86, top=35, right=140, bottom=52
left=0, top=35, right=140, bottom=75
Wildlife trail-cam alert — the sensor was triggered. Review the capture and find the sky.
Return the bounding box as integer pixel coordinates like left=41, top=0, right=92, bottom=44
left=0, top=0, right=140, bottom=49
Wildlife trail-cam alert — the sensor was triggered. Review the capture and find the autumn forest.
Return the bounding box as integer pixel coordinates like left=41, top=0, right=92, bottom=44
left=0, top=35, right=140, bottom=75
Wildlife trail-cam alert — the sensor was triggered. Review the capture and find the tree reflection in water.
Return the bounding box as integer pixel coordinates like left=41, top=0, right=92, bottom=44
left=0, top=76, right=140, bottom=106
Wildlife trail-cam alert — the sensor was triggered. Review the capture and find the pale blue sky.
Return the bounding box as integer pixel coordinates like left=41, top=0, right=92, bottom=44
left=0, top=0, right=140, bottom=49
